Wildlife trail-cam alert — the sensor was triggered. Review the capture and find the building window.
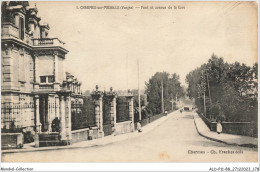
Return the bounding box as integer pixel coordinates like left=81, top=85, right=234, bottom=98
left=40, top=76, right=54, bottom=83
left=48, top=76, right=54, bottom=83
left=40, top=76, right=46, bottom=83
left=19, top=17, right=24, bottom=40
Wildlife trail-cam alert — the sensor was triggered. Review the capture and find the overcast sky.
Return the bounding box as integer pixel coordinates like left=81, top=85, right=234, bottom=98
left=33, top=1, right=258, bottom=92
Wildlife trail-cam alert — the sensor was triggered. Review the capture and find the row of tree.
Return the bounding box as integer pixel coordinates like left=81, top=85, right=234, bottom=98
left=185, top=54, right=258, bottom=122
left=145, top=72, right=185, bottom=114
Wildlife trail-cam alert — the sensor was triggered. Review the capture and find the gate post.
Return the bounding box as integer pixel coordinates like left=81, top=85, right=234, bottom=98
left=59, top=95, right=67, bottom=142
left=34, top=95, right=41, bottom=147
left=126, top=90, right=134, bottom=132
left=91, top=85, right=104, bottom=138
left=65, top=95, right=72, bottom=142
left=106, top=87, right=117, bottom=132
left=34, top=95, right=41, bottom=133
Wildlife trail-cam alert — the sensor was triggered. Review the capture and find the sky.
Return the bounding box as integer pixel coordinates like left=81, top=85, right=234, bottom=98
left=33, top=1, right=258, bottom=92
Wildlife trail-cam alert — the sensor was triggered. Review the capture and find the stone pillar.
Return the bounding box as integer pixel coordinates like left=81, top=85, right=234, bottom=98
left=35, top=95, right=41, bottom=132
left=34, top=95, right=41, bottom=147
left=62, top=59, right=66, bottom=82
left=59, top=95, right=66, bottom=141
left=19, top=97, right=25, bottom=128
left=94, top=101, right=100, bottom=127
left=65, top=95, right=72, bottom=141
left=130, top=98, right=134, bottom=123
left=34, top=54, right=39, bottom=90
left=47, top=95, right=53, bottom=132
left=126, top=92, right=134, bottom=132
left=53, top=52, right=60, bottom=91
left=55, top=95, right=60, bottom=119
left=91, top=85, right=104, bottom=138
left=106, top=87, right=117, bottom=131
left=111, top=97, right=117, bottom=128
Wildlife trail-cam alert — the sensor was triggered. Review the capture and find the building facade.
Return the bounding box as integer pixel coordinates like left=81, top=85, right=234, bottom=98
left=1, top=1, right=83, bottom=144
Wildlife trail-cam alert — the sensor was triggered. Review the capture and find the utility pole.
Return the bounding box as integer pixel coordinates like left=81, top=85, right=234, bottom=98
left=137, top=59, right=141, bottom=121
left=161, top=81, right=164, bottom=113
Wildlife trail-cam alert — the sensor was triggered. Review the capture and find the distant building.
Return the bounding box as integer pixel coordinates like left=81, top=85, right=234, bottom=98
left=1, top=1, right=83, bottom=143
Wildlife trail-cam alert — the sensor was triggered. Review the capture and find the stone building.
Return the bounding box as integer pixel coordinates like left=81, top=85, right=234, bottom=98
left=65, top=72, right=84, bottom=114
left=1, top=1, right=83, bottom=145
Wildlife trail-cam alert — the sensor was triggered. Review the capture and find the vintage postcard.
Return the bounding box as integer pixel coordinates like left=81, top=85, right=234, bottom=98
left=0, top=0, right=258, bottom=167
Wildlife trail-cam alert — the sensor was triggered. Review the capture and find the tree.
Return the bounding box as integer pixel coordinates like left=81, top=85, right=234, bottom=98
left=186, top=54, right=258, bottom=122
left=145, top=72, right=185, bottom=114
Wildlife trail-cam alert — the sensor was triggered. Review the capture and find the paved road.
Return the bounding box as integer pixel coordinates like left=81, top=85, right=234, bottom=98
left=2, top=111, right=258, bottom=162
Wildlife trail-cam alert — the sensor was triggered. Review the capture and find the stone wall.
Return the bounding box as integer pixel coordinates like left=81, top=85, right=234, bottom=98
left=1, top=133, right=23, bottom=149
left=1, top=47, right=34, bottom=92
left=221, top=122, right=257, bottom=137
left=103, top=123, right=113, bottom=136
left=140, top=118, right=149, bottom=127
left=71, top=127, right=99, bottom=144
left=71, top=128, right=89, bottom=144
left=198, top=112, right=257, bottom=137
left=114, top=121, right=132, bottom=135
left=134, top=113, right=166, bottom=129
left=1, top=45, right=35, bottom=130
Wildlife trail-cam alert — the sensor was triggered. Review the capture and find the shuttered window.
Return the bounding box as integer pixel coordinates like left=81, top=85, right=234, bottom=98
left=19, top=17, right=24, bottom=40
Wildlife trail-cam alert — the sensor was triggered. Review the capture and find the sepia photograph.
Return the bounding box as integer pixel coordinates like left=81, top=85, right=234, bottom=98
left=0, top=0, right=258, bottom=167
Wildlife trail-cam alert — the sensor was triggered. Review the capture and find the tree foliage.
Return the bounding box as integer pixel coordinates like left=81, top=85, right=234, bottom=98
left=145, top=72, right=185, bottom=114
left=186, top=54, right=258, bottom=122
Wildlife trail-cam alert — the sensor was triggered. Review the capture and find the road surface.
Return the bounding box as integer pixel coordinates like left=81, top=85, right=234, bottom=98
left=2, top=111, right=258, bottom=162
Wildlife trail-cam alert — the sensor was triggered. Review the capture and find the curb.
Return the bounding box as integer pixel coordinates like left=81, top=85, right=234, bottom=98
left=2, top=109, right=179, bottom=154
left=193, top=114, right=258, bottom=148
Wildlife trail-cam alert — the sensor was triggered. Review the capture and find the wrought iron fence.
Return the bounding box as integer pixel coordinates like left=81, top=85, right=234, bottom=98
left=1, top=102, right=19, bottom=129
left=103, top=96, right=111, bottom=125
left=71, top=97, right=96, bottom=130
left=71, top=102, right=82, bottom=114
left=1, top=102, right=34, bottom=131
left=116, top=97, right=129, bottom=122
